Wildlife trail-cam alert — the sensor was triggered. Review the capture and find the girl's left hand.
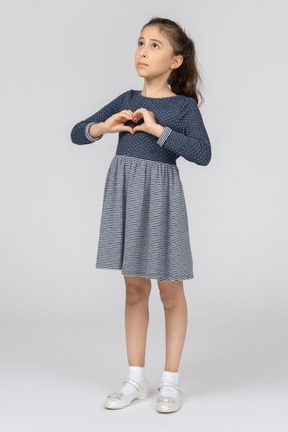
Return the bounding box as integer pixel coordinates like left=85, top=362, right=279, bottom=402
left=131, top=108, right=158, bottom=135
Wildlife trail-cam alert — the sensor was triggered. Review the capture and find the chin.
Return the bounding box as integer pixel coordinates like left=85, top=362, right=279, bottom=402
left=136, top=70, right=147, bottom=77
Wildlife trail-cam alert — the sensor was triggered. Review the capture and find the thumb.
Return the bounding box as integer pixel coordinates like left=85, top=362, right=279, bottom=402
left=122, top=126, right=134, bottom=134
left=131, top=125, right=143, bottom=134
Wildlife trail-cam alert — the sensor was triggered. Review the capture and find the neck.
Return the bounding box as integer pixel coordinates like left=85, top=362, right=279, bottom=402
left=141, top=81, right=172, bottom=98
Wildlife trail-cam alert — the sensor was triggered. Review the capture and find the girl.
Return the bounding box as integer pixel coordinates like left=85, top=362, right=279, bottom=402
left=71, top=17, right=211, bottom=413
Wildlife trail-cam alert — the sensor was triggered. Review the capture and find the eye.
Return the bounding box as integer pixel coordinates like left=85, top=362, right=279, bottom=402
left=137, top=41, right=159, bottom=48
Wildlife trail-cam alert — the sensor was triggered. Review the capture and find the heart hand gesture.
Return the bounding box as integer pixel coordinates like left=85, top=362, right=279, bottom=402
left=130, top=108, right=158, bottom=135
left=103, top=110, right=136, bottom=134
left=102, top=108, right=160, bottom=137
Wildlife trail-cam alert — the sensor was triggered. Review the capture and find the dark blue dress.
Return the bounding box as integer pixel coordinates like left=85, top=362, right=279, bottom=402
left=71, top=89, right=212, bottom=280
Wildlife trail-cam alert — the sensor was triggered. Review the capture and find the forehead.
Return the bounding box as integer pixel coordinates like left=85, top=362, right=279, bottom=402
left=139, top=26, right=169, bottom=44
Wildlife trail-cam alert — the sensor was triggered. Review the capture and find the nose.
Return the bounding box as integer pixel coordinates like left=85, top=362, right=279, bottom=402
left=140, top=46, right=147, bottom=57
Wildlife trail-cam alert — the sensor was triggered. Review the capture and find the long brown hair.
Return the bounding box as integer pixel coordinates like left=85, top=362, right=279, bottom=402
left=141, top=17, right=204, bottom=105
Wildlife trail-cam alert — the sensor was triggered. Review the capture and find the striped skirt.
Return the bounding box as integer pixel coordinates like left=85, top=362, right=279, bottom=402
left=95, top=154, right=194, bottom=281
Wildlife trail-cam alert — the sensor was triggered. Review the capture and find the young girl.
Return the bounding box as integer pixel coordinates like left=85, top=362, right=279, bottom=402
left=71, top=17, right=211, bottom=413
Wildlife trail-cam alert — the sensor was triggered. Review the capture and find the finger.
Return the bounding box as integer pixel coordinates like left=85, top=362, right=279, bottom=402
left=121, top=109, right=133, bottom=114
left=121, top=110, right=134, bottom=119
left=132, top=109, right=144, bottom=120
left=122, top=126, right=134, bottom=133
left=117, top=113, right=134, bottom=123
left=133, top=108, right=145, bottom=113
left=132, top=125, right=144, bottom=134
left=118, top=111, right=133, bottom=118
left=131, top=113, right=143, bottom=121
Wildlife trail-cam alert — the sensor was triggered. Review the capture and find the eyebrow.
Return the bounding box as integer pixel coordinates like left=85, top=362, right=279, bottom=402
left=138, top=37, right=164, bottom=46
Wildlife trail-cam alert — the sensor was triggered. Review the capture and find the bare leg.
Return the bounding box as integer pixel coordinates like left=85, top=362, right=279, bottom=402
left=123, top=275, right=151, bottom=366
left=157, top=280, right=187, bottom=372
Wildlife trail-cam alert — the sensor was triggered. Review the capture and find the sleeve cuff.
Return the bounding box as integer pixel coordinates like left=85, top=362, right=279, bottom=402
left=157, top=126, right=172, bottom=147
left=85, top=122, right=103, bottom=142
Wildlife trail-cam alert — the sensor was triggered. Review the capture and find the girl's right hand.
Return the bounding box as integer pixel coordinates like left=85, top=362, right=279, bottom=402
left=103, top=110, right=135, bottom=134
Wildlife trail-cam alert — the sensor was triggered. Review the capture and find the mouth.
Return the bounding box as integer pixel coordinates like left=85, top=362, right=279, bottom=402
left=138, top=63, right=148, bottom=66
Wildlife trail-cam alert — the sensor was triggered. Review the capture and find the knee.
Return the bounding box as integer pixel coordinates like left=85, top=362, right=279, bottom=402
left=158, top=282, right=184, bottom=309
left=159, top=289, right=177, bottom=309
left=125, top=279, right=151, bottom=305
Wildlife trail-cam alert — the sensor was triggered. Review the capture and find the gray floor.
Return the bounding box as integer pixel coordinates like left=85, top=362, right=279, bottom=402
left=1, top=319, right=287, bottom=432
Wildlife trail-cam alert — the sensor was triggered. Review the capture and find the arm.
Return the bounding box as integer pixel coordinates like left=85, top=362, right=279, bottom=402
left=70, top=90, right=128, bottom=145
left=156, top=98, right=212, bottom=166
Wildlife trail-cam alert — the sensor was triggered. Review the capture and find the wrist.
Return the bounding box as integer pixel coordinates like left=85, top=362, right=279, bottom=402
left=89, top=122, right=107, bottom=138
left=151, top=124, right=165, bottom=138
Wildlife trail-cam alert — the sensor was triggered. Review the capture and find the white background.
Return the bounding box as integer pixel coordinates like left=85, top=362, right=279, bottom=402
left=1, top=0, right=287, bottom=430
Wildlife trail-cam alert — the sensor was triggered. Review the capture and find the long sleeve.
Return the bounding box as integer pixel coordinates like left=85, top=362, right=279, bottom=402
left=70, top=90, right=128, bottom=145
left=156, top=98, right=212, bottom=166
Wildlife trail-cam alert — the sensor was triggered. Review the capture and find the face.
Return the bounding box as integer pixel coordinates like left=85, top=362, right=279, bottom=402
left=135, top=26, right=183, bottom=79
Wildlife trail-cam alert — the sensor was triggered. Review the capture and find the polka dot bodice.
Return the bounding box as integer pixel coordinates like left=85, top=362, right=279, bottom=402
left=70, top=89, right=211, bottom=166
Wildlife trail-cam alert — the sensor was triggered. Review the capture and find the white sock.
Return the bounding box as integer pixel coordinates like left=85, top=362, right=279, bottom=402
left=120, top=366, right=146, bottom=395
left=159, top=370, right=179, bottom=399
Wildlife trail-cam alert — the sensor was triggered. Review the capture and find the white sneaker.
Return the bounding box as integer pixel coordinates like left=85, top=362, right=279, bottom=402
left=156, top=381, right=182, bottom=413
left=104, top=377, right=149, bottom=409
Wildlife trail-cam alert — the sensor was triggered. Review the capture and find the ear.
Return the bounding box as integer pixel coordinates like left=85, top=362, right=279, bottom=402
left=171, top=55, right=183, bottom=70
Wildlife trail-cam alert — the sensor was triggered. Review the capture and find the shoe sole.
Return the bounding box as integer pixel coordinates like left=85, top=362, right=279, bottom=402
left=104, top=390, right=149, bottom=409
left=157, top=406, right=180, bottom=413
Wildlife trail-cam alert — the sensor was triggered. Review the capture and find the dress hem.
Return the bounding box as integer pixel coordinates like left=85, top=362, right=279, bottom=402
left=95, top=265, right=194, bottom=281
